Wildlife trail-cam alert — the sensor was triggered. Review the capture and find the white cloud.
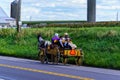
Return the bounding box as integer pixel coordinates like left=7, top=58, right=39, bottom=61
left=97, top=5, right=120, bottom=10
left=99, top=0, right=120, bottom=5
left=31, top=3, right=56, bottom=8
left=20, top=0, right=87, bottom=21
left=22, top=7, right=40, bottom=15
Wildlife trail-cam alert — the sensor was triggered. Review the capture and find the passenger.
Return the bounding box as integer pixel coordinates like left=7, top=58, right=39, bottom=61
left=63, top=33, right=71, bottom=48
left=51, top=33, right=60, bottom=45
left=63, top=33, right=77, bottom=49
left=59, top=36, right=64, bottom=48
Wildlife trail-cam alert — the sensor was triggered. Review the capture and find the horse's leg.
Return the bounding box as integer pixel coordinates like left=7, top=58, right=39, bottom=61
left=54, top=55, right=58, bottom=64
left=51, top=54, right=53, bottom=64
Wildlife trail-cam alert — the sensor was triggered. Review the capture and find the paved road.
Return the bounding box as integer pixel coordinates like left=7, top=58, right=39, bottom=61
left=0, top=56, right=120, bottom=80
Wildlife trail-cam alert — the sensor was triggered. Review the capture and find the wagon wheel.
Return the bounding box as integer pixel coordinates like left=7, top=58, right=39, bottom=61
left=39, top=51, right=45, bottom=64
left=76, top=57, right=82, bottom=66
left=51, top=55, right=59, bottom=64
left=63, top=57, right=67, bottom=65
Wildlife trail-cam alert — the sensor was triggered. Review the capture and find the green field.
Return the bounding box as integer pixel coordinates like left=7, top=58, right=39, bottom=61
left=0, top=27, right=120, bottom=69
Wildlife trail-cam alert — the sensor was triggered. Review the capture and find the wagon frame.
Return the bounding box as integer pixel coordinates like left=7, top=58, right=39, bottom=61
left=38, top=45, right=84, bottom=66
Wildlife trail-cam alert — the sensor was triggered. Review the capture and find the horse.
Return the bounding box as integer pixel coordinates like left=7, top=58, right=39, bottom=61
left=38, top=38, right=60, bottom=64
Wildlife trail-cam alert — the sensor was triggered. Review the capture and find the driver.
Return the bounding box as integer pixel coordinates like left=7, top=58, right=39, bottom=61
left=51, top=33, right=60, bottom=45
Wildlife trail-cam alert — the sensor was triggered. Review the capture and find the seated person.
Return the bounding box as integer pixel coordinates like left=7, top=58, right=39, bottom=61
left=51, top=33, right=60, bottom=45
left=63, top=33, right=77, bottom=49
left=59, top=36, right=65, bottom=48
left=63, top=33, right=71, bottom=48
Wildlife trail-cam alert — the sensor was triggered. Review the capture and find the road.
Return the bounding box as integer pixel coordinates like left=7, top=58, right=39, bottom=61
left=0, top=56, right=120, bottom=80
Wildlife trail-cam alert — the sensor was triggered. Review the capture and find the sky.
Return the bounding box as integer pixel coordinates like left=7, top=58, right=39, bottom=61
left=0, top=0, right=120, bottom=21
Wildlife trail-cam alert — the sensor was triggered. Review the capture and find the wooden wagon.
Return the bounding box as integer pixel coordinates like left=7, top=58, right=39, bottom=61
left=60, top=48, right=84, bottom=65
left=38, top=46, right=83, bottom=65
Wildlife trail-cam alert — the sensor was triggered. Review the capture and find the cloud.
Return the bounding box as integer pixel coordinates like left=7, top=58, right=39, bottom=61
left=99, top=0, right=120, bottom=5
left=31, top=3, right=56, bottom=8
left=96, top=0, right=120, bottom=21
left=21, top=0, right=87, bottom=21
left=97, top=5, right=120, bottom=10
left=97, top=0, right=120, bottom=10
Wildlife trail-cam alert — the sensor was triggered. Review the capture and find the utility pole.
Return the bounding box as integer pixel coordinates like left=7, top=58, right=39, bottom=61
left=30, top=16, right=32, bottom=21
left=116, top=11, right=119, bottom=21
left=87, top=0, right=96, bottom=22
left=16, top=0, right=21, bottom=32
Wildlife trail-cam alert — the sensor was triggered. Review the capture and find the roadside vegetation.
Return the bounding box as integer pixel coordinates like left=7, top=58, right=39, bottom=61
left=0, top=27, right=120, bottom=69
left=23, top=21, right=120, bottom=28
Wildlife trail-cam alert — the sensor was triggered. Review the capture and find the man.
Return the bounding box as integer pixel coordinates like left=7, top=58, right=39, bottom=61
left=63, top=33, right=77, bottom=49
left=59, top=36, right=64, bottom=48
left=63, top=33, right=71, bottom=48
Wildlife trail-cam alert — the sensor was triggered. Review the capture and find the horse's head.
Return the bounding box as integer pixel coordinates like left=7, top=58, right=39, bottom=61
left=39, top=40, right=45, bottom=45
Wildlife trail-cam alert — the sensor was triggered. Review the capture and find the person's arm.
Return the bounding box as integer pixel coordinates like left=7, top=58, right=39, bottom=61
left=59, top=40, right=64, bottom=47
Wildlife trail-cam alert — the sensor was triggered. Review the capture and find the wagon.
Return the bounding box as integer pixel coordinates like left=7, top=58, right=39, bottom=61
left=38, top=44, right=84, bottom=66
left=59, top=48, right=84, bottom=66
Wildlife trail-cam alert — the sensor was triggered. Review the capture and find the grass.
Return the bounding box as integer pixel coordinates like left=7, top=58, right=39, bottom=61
left=0, top=27, right=120, bottom=69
